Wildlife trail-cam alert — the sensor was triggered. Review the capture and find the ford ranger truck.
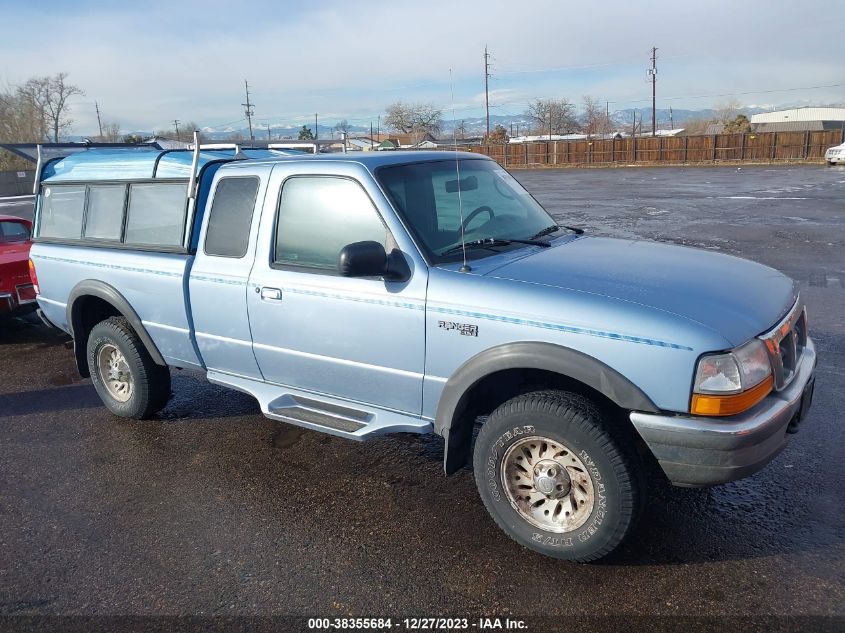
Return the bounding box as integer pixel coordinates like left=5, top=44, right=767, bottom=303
left=28, top=144, right=817, bottom=562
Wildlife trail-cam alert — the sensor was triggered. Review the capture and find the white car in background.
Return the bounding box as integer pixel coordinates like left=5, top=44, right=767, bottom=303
left=825, top=142, right=845, bottom=165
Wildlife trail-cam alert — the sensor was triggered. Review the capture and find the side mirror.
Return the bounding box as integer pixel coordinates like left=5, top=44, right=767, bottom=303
left=338, top=241, right=388, bottom=278
left=338, top=241, right=411, bottom=282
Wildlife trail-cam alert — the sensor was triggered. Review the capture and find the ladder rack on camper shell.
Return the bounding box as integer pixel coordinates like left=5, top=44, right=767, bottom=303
left=0, top=135, right=342, bottom=196
left=13, top=134, right=341, bottom=253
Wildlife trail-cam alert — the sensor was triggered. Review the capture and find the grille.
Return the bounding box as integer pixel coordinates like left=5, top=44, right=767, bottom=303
left=760, top=299, right=807, bottom=391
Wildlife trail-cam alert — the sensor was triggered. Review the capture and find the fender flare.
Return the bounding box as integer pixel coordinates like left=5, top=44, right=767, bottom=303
left=66, top=280, right=166, bottom=376
left=435, top=342, right=659, bottom=474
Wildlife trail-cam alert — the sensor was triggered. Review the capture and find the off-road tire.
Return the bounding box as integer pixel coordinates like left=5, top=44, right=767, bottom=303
left=473, top=390, right=640, bottom=562
left=86, top=317, right=171, bottom=419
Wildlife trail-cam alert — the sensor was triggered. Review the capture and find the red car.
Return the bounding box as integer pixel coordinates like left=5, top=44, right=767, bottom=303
left=0, top=215, right=37, bottom=318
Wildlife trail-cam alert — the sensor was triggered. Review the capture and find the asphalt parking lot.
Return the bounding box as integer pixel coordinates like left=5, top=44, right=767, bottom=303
left=0, top=165, right=843, bottom=627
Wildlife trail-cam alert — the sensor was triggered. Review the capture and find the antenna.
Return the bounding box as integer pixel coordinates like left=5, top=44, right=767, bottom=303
left=449, top=68, right=470, bottom=273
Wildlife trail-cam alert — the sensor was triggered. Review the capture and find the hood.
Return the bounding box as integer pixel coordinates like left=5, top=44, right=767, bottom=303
left=486, top=236, right=797, bottom=347
left=0, top=241, right=31, bottom=267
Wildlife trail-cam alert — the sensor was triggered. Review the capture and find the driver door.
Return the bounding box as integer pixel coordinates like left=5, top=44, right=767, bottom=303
left=247, top=169, right=427, bottom=415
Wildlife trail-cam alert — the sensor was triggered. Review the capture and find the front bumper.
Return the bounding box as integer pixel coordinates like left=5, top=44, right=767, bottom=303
left=630, top=338, right=817, bottom=487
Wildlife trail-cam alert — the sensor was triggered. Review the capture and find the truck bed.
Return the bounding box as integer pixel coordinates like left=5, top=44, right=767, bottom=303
left=32, top=243, right=202, bottom=369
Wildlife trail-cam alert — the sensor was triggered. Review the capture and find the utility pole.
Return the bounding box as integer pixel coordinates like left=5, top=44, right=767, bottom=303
left=669, top=106, right=674, bottom=131
left=377, top=115, right=380, bottom=141
left=631, top=111, right=636, bottom=137
left=267, top=124, right=272, bottom=141
left=648, top=47, right=658, bottom=136
left=370, top=121, right=374, bottom=149
left=173, top=119, right=181, bottom=140
left=95, top=102, right=103, bottom=138
left=315, top=113, right=318, bottom=140
left=606, top=101, right=610, bottom=133
left=484, top=45, right=491, bottom=138
left=242, top=79, right=255, bottom=141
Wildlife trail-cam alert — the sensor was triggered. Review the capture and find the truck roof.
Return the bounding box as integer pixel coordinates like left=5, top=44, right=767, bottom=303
left=40, top=148, right=489, bottom=183
left=237, top=150, right=489, bottom=169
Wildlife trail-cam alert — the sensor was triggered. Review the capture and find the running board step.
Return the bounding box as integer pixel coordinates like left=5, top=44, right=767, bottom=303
left=206, top=370, right=433, bottom=440
left=268, top=394, right=370, bottom=433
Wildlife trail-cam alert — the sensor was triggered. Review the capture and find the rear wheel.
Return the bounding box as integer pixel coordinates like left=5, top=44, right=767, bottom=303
left=86, top=317, right=171, bottom=419
left=473, top=390, right=640, bottom=562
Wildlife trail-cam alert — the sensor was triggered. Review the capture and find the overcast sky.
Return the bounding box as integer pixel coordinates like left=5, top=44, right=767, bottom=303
left=1, top=0, right=843, bottom=134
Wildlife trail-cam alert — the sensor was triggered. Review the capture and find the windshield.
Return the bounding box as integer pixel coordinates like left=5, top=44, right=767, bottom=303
left=377, top=159, right=557, bottom=263
left=0, top=220, right=30, bottom=244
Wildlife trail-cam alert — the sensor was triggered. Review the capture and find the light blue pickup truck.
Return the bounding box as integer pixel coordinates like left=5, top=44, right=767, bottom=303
left=29, top=142, right=816, bottom=561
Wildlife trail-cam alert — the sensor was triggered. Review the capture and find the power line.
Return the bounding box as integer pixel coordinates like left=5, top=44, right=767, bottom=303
left=95, top=101, right=103, bottom=138
left=484, top=45, right=492, bottom=137
left=242, top=79, right=255, bottom=141
left=649, top=46, right=658, bottom=136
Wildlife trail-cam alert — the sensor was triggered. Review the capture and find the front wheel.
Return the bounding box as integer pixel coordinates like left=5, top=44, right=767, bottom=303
left=473, top=390, right=640, bottom=562
left=87, top=316, right=171, bottom=419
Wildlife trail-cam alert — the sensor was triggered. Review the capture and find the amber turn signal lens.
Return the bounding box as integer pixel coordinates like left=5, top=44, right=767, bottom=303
left=690, top=374, right=774, bottom=417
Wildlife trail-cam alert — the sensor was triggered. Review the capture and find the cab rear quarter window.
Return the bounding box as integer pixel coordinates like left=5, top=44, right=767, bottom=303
left=204, top=176, right=260, bottom=258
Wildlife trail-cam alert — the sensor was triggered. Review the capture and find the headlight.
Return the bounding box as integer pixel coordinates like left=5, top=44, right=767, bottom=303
left=691, top=339, right=773, bottom=416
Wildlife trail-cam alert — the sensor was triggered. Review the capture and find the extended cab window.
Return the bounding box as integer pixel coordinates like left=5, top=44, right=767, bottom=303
left=124, top=182, right=188, bottom=247
left=274, top=177, right=387, bottom=271
left=205, top=177, right=260, bottom=258
left=39, top=185, right=86, bottom=239
left=84, top=184, right=127, bottom=240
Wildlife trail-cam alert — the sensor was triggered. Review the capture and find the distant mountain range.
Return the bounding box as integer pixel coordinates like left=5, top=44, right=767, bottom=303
left=71, top=101, right=842, bottom=142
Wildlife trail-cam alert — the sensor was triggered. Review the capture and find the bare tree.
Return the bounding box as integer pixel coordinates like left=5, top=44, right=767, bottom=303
left=715, top=98, right=743, bottom=123
left=681, top=117, right=712, bottom=135
left=99, top=121, right=121, bottom=142
left=153, top=121, right=204, bottom=142
left=525, top=98, right=579, bottom=136
left=484, top=124, right=509, bottom=145
left=0, top=78, right=54, bottom=168
left=334, top=119, right=350, bottom=135
left=384, top=101, right=442, bottom=138
left=179, top=121, right=203, bottom=142
left=13, top=79, right=49, bottom=141
left=19, top=73, right=84, bottom=142
left=581, top=96, right=614, bottom=137
left=0, top=85, right=41, bottom=143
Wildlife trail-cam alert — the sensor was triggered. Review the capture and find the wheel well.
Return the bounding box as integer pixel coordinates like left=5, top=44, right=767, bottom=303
left=70, top=296, right=122, bottom=377
left=443, top=368, right=653, bottom=475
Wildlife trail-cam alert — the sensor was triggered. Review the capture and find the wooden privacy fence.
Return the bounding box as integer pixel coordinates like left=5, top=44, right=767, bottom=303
left=464, top=129, right=845, bottom=168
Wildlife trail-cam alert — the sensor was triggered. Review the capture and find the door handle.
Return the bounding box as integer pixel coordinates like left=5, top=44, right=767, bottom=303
left=260, top=287, right=283, bottom=301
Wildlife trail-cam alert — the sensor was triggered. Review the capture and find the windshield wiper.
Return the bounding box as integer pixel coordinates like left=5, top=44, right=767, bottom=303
left=531, top=224, right=584, bottom=239
left=440, top=237, right=550, bottom=258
